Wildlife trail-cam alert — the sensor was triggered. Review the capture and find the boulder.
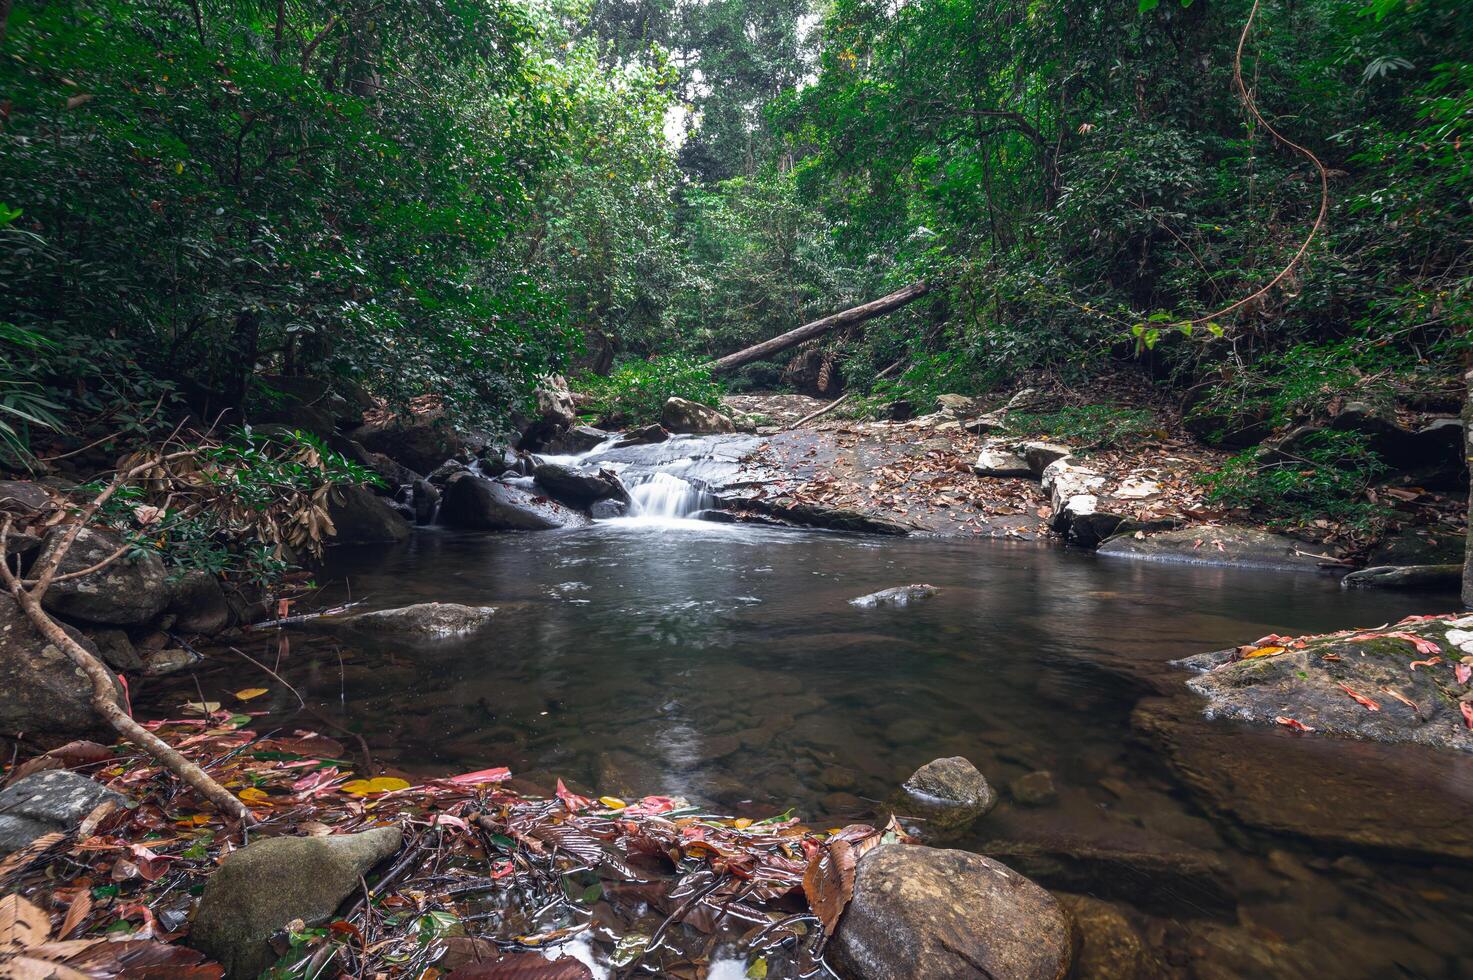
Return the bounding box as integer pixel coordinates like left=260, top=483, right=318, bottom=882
left=829, top=844, right=1074, bottom=980
left=1097, top=525, right=1338, bottom=571
left=352, top=419, right=469, bottom=474
left=963, top=412, right=1008, bottom=435
left=427, top=459, right=469, bottom=488
left=438, top=476, right=592, bottom=531
left=935, top=394, right=983, bottom=416
left=731, top=499, right=915, bottom=535
left=325, top=485, right=411, bottom=546
left=0, top=770, right=127, bottom=855
left=35, top=527, right=169, bottom=626
left=166, top=569, right=232, bottom=635
left=90, top=630, right=143, bottom=672
left=661, top=397, right=736, bottom=435
left=408, top=478, right=439, bottom=525
left=1021, top=441, right=1072, bottom=477
left=1009, top=770, right=1058, bottom=806
left=1340, top=564, right=1461, bottom=591
left=1177, top=615, right=1473, bottom=752
left=1056, top=895, right=1165, bottom=980
left=615, top=423, right=670, bottom=447
left=849, top=585, right=940, bottom=608
left=590, top=499, right=629, bottom=519
left=141, top=647, right=199, bottom=675
left=533, top=463, right=631, bottom=509
left=892, top=757, right=997, bottom=843
left=543, top=425, right=612, bottom=455
left=331, top=602, right=498, bottom=637
left=0, top=480, right=54, bottom=513
left=974, top=442, right=1032, bottom=478
left=517, top=377, right=579, bottom=451
left=1041, top=459, right=1105, bottom=533
left=191, top=826, right=403, bottom=978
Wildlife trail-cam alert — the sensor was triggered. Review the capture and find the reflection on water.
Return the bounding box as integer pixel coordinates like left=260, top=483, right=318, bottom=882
left=162, top=523, right=1473, bottom=977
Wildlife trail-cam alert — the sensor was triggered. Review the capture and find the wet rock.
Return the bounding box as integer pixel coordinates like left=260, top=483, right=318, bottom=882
left=336, top=602, right=499, bottom=637
left=439, top=476, right=591, bottom=531
left=829, top=844, right=1074, bottom=980
left=427, top=459, right=469, bottom=487
left=533, top=462, right=631, bottom=508
left=1022, top=441, right=1073, bottom=477
left=1178, top=617, right=1473, bottom=752
left=1098, top=525, right=1338, bottom=571
left=166, top=569, right=232, bottom=635
left=1340, top=563, right=1460, bottom=591
left=325, top=485, right=412, bottom=546
left=352, top=418, right=471, bottom=474
left=1056, top=894, right=1164, bottom=980
left=849, top=584, right=939, bottom=608
left=517, top=376, right=579, bottom=451
left=1366, top=525, right=1464, bottom=567
left=141, top=647, right=199, bottom=676
left=91, top=629, right=144, bottom=672
left=191, top=825, right=403, bottom=978
left=1010, top=771, right=1058, bottom=806
left=974, top=441, right=1033, bottom=478
left=1132, top=695, right=1473, bottom=860
left=543, top=425, right=612, bottom=454
left=979, top=810, right=1234, bottom=914
left=36, top=527, right=170, bottom=626
left=734, top=499, right=915, bottom=535
left=661, top=397, right=736, bottom=435
left=590, top=499, right=629, bottom=519
left=615, top=423, right=670, bottom=447
left=0, top=770, right=127, bottom=855
left=0, top=480, right=54, bottom=513
left=893, top=757, right=997, bottom=843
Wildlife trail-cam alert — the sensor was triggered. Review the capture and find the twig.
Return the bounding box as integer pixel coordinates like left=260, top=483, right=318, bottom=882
left=786, top=359, right=905, bottom=430
left=224, top=645, right=307, bottom=709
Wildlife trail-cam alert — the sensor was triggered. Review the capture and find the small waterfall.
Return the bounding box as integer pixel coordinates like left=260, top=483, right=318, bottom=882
left=626, top=472, right=714, bottom=519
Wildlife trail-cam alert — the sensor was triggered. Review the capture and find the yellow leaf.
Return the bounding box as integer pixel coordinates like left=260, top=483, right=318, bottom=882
left=238, top=787, right=270, bottom=805
left=733, top=818, right=752, bottom=830
left=234, top=688, right=268, bottom=701
left=341, top=777, right=410, bottom=797
left=598, top=796, right=627, bottom=809
left=183, top=701, right=220, bottom=715
left=1245, top=645, right=1286, bottom=659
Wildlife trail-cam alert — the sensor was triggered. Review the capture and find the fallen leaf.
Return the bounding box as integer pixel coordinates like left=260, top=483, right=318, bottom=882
left=234, top=688, right=268, bottom=701
left=181, top=701, right=219, bottom=716
left=1457, top=663, right=1472, bottom=686
left=0, top=893, right=50, bottom=951
left=1338, top=683, right=1380, bottom=711
left=1244, top=645, right=1285, bottom=659
left=340, top=777, right=410, bottom=796
left=445, top=767, right=512, bottom=785
left=1275, top=716, right=1315, bottom=732
left=1462, top=702, right=1473, bottom=730
left=803, top=838, right=856, bottom=939
left=1379, top=688, right=1418, bottom=712
left=1408, top=656, right=1442, bottom=671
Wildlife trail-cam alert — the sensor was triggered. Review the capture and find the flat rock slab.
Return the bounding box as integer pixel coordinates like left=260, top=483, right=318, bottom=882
left=191, top=825, right=402, bottom=978
left=331, top=602, right=500, bottom=637
left=1098, top=525, right=1338, bottom=572
left=830, top=844, right=1074, bottom=980
left=0, top=770, right=126, bottom=855
left=1133, top=695, right=1473, bottom=861
left=1178, top=614, right=1473, bottom=752
left=1341, top=564, right=1461, bottom=591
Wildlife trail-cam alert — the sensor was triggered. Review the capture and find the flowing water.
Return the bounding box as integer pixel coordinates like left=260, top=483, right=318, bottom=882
left=164, top=442, right=1473, bottom=978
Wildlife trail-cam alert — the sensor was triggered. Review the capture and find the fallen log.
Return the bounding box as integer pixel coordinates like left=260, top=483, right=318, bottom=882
left=706, top=281, right=931, bottom=375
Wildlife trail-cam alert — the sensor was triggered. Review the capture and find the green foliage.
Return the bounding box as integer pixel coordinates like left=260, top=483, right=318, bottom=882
left=1201, top=430, right=1390, bottom=530
left=1006, top=405, right=1161, bottom=450
left=575, top=356, right=724, bottom=425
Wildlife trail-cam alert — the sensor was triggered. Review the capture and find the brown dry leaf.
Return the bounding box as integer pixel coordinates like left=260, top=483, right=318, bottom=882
left=56, top=893, right=90, bottom=943
left=803, top=838, right=857, bottom=939
left=0, top=894, right=51, bottom=952
left=0, top=833, right=67, bottom=889
left=444, top=951, right=592, bottom=979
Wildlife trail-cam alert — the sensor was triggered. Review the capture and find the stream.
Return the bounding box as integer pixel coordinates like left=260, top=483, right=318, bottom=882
left=169, top=438, right=1473, bottom=978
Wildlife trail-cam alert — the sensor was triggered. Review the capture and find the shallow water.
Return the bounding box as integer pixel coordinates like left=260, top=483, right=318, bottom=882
left=176, top=519, right=1473, bottom=977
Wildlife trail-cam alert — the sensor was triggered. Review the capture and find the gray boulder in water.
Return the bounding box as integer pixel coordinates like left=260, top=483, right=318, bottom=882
left=439, top=475, right=591, bottom=531
left=849, top=584, right=939, bottom=608
left=1340, top=564, right=1461, bottom=591
left=337, top=602, right=499, bottom=637
left=661, top=396, right=736, bottom=434
left=0, top=770, right=128, bottom=855
left=892, top=756, right=997, bottom=843
left=829, top=844, right=1074, bottom=980
left=533, top=462, right=630, bottom=508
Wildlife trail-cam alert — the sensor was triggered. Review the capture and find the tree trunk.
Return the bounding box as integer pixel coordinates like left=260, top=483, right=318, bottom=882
left=705, top=282, right=931, bottom=375
left=1463, top=365, right=1473, bottom=609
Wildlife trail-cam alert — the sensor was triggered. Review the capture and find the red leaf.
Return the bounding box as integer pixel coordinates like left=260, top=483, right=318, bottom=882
left=446, top=951, right=592, bottom=979
left=1275, top=716, right=1315, bottom=732
left=803, top=838, right=857, bottom=939
left=554, top=779, right=592, bottom=813
left=1462, top=702, right=1473, bottom=730
left=1337, top=683, right=1380, bottom=711
left=1408, top=656, right=1442, bottom=671
left=445, top=767, right=512, bottom=785
left=1457, top=664, right=1472, bottom=686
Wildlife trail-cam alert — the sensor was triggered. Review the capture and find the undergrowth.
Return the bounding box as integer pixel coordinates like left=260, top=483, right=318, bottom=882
left=575, top=355, right=724, bottom=426
left=1005, top=404, right=1160, bottom=449
left=1200, top=429, right=1391, bottom=532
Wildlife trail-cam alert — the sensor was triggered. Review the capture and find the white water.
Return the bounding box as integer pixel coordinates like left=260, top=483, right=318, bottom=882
left=536, top=434, right=742, bottom=521
left=624, top=471, right=715, bottom=518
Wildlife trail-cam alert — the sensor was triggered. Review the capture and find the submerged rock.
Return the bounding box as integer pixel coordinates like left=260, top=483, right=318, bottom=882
left=849, top=585, right=939, bottom=608
left=1056, top=894, right=1166, bottom=980
left=1340, top=564, right=1461, bottom=591
left=829, top=844, right=1074, bottom=980
left=661, top=397, right=736, bottom=435
left=337, top=602, right=499, bottom=637
left=36, top=526, right=170, bottom=626
left=439, top=475, right=591, bottom=531
left=1009, top=770, right=1058, bottom=806
left=892, top=756, right=996, bottom=843
left=191, top=825, right=403, bottom=978
left=1097, top=525, right=1339, bottom=571
left=1178, top=616, right=1473, bottom=752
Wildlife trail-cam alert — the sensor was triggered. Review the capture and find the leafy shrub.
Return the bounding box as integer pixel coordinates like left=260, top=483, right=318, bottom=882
left=1200, top=429, right=1390, bottom=531
left=574, top=356, right=724, bottom=426
left=1005, top=404, right=1160, bottom=449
